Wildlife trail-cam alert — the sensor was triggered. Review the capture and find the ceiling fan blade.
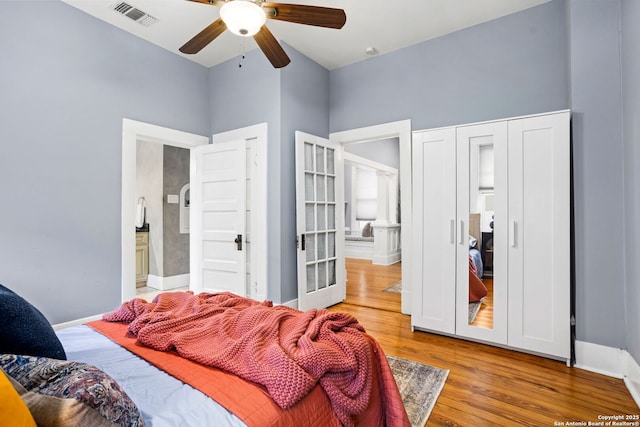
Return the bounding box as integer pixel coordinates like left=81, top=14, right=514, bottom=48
left=185, top=0, right=224, bottom=6
left=253, top=26, right=291, bottom=68
left=262, top=3, right=346, bottom=29
left=179, top=18, right=227, bottom=54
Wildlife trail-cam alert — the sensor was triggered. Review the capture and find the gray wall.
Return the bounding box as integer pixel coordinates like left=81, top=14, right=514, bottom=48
left=621, top=0, right=640, bottom=362
left=208, top=48, right=284, bottom=301
left=329, top=0, right=629, bottom=351
left=208, top=44, right=329, bottom=303
left=0, top=0, right=635, bottom=363
left=0, top=1, right=208, bottom=323
left=163, top=145, right=190, bottom=277
left=568, top=0, right=625, bottom=349
left=280, top=48, right=330, bottom=302
left=329, top=0, right=569, bottom=133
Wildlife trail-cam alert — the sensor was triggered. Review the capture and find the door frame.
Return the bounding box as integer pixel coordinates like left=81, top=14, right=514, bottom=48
left=330, top=120, right=413, bottom=314
left=121, top=119, right=208, bottom=302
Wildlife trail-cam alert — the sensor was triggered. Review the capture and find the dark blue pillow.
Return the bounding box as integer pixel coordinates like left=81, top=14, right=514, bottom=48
left=0, top=284, right=66, bottom=360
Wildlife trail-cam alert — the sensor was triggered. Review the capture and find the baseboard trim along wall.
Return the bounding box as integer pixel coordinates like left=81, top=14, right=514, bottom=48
left=575, top=340, right=640, bottom=408
left=625, top=351, right=640, bottom=410
left=146, top=273, right=190, bottom=291
left=280, top=298, right=298, bottom=310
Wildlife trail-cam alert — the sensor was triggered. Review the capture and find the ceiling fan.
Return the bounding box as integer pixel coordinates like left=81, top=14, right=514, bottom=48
left=179, top=0, right=347, bottom=68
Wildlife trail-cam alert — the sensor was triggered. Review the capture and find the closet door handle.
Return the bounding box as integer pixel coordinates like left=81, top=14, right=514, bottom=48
left=458, top=220, right=464, bottom=245
left=449, top=219, right=455, bottom=244
left=510, top=221, right=517, bottom=247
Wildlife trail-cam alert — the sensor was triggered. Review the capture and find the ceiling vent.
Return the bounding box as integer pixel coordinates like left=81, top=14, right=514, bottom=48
left=112, top=2, right=158, bottom=27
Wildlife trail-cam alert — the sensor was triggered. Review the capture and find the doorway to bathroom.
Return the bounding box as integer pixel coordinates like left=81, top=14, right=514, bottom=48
left=121, top=120, right=268, bottom=304
left=135, top=142, right=191, bottom=291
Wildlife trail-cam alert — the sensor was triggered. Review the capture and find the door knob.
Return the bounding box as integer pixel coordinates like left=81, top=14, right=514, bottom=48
left=235, top=234, right=243, bottom=251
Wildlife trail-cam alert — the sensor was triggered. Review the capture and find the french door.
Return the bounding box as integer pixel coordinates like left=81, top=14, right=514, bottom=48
left=295, top=131, right=345, bottom=311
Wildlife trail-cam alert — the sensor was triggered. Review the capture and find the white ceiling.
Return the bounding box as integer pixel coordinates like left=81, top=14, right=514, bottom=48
left=62, top=0, right=550, bottom=70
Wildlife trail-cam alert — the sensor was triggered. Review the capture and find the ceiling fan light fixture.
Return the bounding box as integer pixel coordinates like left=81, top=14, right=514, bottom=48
left=220, top=0, right=266, bottom=37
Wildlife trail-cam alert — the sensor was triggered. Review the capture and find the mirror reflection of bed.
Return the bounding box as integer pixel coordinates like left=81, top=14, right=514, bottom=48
left=468, top=213, right=493, bottom=328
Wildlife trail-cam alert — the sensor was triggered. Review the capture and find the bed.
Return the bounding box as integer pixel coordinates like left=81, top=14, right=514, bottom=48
left=0, top=285, right=410, bottom=427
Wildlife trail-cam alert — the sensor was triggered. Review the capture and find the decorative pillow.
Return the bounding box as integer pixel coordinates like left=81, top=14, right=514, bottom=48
left=362, top=222, right=374, bottom=237
left=0, top=354, right=145, bottom=427
left=0, top=284, right=66, bottom=360
left=0, top=369, right=36, bottom=427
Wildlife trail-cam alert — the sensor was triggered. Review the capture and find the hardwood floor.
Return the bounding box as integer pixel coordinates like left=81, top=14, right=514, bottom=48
left=344, top=258, right=401, bottom=312
left=332, top=258, right=638, bottom=426
left=471, top=277, right=493, bottom=329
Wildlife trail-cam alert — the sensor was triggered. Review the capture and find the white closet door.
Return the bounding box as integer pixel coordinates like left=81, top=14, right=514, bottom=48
left=507, top=111, right=570, bottom=359
left=411, top=128, right=457, bottom=334
left=455, top=122, right=508, bottom=345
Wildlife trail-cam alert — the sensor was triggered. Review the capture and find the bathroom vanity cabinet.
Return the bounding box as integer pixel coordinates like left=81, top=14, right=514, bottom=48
left=136, top=231, right=149, bottom=287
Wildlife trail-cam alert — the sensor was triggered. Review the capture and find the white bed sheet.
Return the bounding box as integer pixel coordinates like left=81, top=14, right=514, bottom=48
left=56, top=325, right=246, bottom=427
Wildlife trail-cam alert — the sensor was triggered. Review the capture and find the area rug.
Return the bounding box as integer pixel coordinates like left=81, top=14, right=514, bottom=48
left=383, top=280, right=402, bottom=293
left=469, top=301, right=482, bottom=323
left=386, top=355, right=449, bottom=427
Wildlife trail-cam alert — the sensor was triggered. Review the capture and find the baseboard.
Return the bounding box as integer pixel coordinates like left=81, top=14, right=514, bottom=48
left=575, top=340, right=625, bottom=378
left=147, top=273, right=190, bottom=291
left=52, top=314, right=104, bottom=331
left=279, top=298, right=298, bottom=309
left=372, top=253, right=402, bottom=265
left=624, top=352, right=640, bottom=409
left=575, top=340, right=640, bottom=408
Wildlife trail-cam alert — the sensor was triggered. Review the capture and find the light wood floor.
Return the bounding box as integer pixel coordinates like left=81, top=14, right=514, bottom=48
left=332, top=258, right=638, bottom=426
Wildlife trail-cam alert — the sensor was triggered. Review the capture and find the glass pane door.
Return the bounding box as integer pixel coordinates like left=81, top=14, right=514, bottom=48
left=304, top=142, right=337, bottom=294
left=295, top=131, right=344, bottom=311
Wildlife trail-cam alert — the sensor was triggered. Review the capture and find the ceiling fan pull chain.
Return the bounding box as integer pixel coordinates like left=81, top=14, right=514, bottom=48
left=238, top=40, right=245, bottom=68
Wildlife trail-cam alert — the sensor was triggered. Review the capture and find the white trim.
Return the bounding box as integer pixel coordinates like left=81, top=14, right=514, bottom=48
left=344, top=239, right=374, bottom=260
left=574, top=340, right=640, bottom=408
left=279, top=298, right=299, bottom=309
left=179, top=183, right=190, bottom=234
left=413, top=109, right=572, bottom=134
left=211, top=123, right=268, bottom=301
left=575, top=340, right=625, bottom=378
left=122, top=119, right=208, bottom=303
left=624, top=352, right=640, bottom=409
left=52, top=314, right=104, bottom=331
left=330, top=120, right=412, bottom=314
left=343, top=151, right=398, bottom=175
left=146, top=273, right=190, bottom=291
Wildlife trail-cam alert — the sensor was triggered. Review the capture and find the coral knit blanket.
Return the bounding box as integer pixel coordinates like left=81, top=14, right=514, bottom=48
left=103, top=291, right=378, bottom=426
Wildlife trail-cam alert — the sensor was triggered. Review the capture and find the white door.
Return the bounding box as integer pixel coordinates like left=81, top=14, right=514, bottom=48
left=455, top=121, right=508, bottom=345
left=411, top=128, right=457, bottom=334
left=295, top=131, right=345, bottom=311
left=190, top=141, right=247, bottom=295
left=507, top=112, right=570, bottom=358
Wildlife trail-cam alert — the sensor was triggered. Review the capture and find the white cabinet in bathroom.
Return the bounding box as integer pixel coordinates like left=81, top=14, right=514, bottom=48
left=136, top=231, right=149, bottom=287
